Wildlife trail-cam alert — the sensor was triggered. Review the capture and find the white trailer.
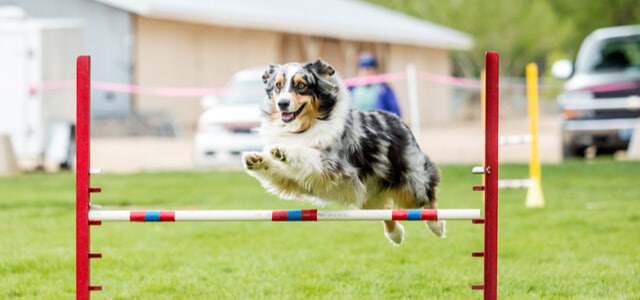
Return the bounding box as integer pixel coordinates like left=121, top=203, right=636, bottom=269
left=0, top=7, right=83, bottom=170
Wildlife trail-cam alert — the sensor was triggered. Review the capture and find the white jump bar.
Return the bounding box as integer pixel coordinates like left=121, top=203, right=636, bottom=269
left=88, top=209, right=482, bottom=222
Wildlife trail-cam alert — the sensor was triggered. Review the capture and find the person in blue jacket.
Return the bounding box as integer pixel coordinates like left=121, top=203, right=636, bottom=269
left=349, top=54, right=401, bottom=116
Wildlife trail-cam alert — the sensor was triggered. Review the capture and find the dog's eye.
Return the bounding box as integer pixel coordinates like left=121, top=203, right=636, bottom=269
left=295, top=82, right=307, bottom=90
left=274, top=81, right=283, bottom=91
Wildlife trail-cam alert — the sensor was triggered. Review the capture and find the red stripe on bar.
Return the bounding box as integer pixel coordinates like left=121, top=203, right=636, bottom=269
left=420, top=210, right=438, bottom=220
left=272, top=210, right=288, bottom=221
left=301, top=209, right=317, bottom=221
left=392, top=210, right=408, bottom=220
left=130, top=211, right=146, bottom=222
left=159, top=211, right=175, bottom=222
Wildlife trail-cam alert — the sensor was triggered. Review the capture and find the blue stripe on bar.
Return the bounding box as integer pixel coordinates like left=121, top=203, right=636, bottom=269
left=407, top=210, right=421, bottom=220
left=287, top=210, right=302, bottom=221
left=146, top=211, right=160, bottom=222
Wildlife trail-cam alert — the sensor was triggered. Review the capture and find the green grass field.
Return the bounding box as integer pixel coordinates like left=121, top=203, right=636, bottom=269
left=1, top=159, right=639, bottom=299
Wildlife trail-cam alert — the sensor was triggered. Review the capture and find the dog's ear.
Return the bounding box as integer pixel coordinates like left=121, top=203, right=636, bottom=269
left=305, top=59, right=335, bottom=77
left=305, top=59, right=338, bottom=97
left=262, top=64, right=278, bottom=84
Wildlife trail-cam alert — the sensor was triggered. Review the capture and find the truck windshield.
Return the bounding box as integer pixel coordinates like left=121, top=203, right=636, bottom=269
left=582, top=35, right=640, bottom=73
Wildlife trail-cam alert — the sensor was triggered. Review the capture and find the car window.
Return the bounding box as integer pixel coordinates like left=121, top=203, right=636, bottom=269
left=584, top=35, right=640, bottom=73
left=220, top=79, right=264, bottom=105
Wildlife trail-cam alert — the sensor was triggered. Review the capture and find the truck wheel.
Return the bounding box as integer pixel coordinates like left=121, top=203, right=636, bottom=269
left=562, top=141, right=585, bottom=160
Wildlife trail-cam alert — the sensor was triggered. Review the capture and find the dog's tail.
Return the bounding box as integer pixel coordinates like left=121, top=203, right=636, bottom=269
left=423, top=157, right=440, bottom=204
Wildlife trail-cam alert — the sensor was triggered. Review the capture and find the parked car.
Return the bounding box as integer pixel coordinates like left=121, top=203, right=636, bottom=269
left=553, top=25, right=640, bottom=159
left=193, top=68, right=264, bottom=168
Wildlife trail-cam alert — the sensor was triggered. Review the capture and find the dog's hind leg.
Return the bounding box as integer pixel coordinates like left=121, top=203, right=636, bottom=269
left=383, top=220, right=404, bottom=245
left=423, top=201, right=447, bottom=238
left=363, top=197, right=404, bottom=246
left=390, top=187, right=446, bottom=239
left=422, top=176, right=446, bottom=238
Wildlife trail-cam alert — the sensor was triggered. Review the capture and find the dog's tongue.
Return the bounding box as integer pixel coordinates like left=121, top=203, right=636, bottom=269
left=281, top=112, right=295, bottom=123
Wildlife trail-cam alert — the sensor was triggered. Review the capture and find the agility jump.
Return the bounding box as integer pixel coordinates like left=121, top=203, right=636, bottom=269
left=76, top=52, right=500, bottom=300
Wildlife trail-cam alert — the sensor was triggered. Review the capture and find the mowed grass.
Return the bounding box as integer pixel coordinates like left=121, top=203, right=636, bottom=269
left=1, top=159, right=639, bottom=299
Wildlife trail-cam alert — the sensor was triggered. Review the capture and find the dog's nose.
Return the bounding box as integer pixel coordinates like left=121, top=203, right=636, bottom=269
left=277, top=99, right=290, bottom=110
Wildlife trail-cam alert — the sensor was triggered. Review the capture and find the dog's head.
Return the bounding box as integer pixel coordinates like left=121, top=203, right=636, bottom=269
left=261, top=59, right=340, bottom=133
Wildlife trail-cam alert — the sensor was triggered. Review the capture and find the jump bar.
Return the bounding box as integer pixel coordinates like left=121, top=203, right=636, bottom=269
left=89, top=209, right=481, bottom=222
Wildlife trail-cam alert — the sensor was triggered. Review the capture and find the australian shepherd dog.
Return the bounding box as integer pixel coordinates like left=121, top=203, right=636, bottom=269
left=242, top=59, right=444, bottom=245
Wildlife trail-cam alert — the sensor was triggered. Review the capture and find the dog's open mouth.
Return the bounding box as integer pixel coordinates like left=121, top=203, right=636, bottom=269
left=281, top=103, right=306, bottom=123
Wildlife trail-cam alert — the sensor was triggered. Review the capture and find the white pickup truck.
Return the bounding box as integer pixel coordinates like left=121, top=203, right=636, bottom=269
left=553, top=25, right=640, bottom=159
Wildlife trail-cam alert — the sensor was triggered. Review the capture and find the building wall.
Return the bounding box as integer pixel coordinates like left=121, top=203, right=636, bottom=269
left=277, top=35, right=384, bottom=78
left=134, top=17, right=456, bottom=133
left=1, top=1, right=462, bottom=130
left=274, top=37, right=455, bottom=126
left=134, top=16, right=280, bottom=133
left=388, top=45, right=452, bottom=126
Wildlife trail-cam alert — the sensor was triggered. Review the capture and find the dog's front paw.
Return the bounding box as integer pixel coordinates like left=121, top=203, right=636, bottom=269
left=242, top=152, right=267, bottom=170
left=270, top=145, right=287, bottom=162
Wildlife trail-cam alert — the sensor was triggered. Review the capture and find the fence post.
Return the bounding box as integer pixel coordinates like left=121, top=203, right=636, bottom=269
left=406, top=64, right=421, bottom=138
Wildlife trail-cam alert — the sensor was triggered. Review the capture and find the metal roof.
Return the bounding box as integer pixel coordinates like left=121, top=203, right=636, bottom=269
left=95, top=0, right=473, bottom=50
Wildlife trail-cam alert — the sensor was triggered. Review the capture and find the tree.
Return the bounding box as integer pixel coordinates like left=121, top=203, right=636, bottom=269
left=546, top=0, right=640, bottom=57
left=364, top=0, right=637, bottom=77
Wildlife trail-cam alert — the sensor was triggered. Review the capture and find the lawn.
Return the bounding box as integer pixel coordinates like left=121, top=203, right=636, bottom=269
left=1, top=159, right=639, bottom=299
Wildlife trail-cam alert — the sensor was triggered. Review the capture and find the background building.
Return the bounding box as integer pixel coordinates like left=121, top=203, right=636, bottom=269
left=2, top=0, right=472, bottom=134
